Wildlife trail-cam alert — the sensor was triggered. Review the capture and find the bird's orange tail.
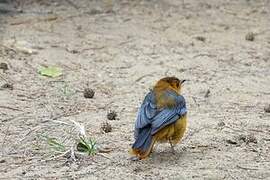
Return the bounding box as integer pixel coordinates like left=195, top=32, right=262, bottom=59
left=130, top=136, right=157, bottom=159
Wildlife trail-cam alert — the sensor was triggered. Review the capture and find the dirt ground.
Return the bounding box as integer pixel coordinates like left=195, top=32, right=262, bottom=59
left=0, top=0, right=270, bottom=179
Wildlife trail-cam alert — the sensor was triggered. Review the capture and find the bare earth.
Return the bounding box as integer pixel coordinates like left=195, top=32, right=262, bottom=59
left=0, top=0, right=270, bottom=179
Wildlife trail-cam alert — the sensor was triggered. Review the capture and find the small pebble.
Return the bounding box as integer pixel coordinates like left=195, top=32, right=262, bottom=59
left=264, top=104, right=270, bottom=113
left=83, top=88, right=95, bottom=98
left=204, top=89, right=210, bottom=98
left=224, top=26, right=230, bottom=30
left=195, top=36, right=206, bottom=42
left=89, top=9, right=102, bottom=15
left=107, top=110, right=117, bottom=120
left=226, top=139, right=237, bottom=145
left=0, top=62, right=8, bottom=71
left=1, top=83, right=13, bottom=90
left=67, top=48, right=79, bottom=54
left=100, top=121, right=112, bottom=133
left=77, top=25, right=82, bottom=30
left=245, top=32, right=255, bottom=41
left=217, top=121, right=225, bottom=127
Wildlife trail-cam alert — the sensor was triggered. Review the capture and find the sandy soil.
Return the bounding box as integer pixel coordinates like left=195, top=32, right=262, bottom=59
left=0, top=0, right=270, bottom=179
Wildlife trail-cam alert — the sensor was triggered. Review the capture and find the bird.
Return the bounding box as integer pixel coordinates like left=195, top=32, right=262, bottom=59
left=130, top=76, right=187, bottom=159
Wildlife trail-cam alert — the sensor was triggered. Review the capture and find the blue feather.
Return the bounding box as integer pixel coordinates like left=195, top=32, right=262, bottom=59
left=132, top=90, right=187, bottom=152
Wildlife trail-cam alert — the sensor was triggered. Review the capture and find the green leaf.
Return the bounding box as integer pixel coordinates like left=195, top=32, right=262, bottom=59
left=39, top=134, right=66, bottom=152
left=77, top=136, right=96, bottom=155
left=38, top=66, right=62, bottom=78
left=77, top=141, right=89, bottom=152
left=47, top=137, right=66, bottom=152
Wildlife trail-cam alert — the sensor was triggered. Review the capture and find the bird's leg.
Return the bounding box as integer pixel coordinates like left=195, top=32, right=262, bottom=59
left=151, top=143, right=158, bottom=153
left=129, top=156, right=140, bottom=161
left=169, top=139, right=176, bottom=154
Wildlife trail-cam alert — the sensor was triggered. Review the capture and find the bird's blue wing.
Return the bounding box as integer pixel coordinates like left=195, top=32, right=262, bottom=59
left=134, top=90, right=187, bottom=138
left=151, top=103, right=187, bottom=135
left=135, top=91, right=158, bottom=129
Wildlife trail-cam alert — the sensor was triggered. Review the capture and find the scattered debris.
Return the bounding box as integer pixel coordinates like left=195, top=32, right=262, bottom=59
left=107, top=110, right=117, bottom=120
left=64, top=147, right=78, bottom=163
left=69, top=49, right=79, bottom=54
left=44, top=135, right=66, bottom=152
left=245, top=32, right=255, bottom=41
left=60, top=83, right=73, bottom=97
left=88, top=9, right=103, bottom=15
left=204, top=89, right=211, bottom=98
left=193, top=53, right=216, bottom=58
left=0, top=105, right=22, bottom=111
left=224, top=25, right=230, bottom=30
left=238, top=134, right=257, bottom=144
left=98, top=147, right=113, bottom=153
left=264, top=104, right=270, bottom=113
left=6, top=40, right=38, bottom=55
left=100, top=121, right=112, bottom=133
left=10, top=16, right=58, bottom=26
left=77, top=25, right=82, bottom=30
left=236, top=164, right=259, bottom=171
left=66, top=47, right=80, bottom=54
left=42, top=149, right=70, bottom=162
left=84, top=88, right=95, bottom=98
left=226, top=134, right=257, bottom=145
left=1, top=83, right=13, bottom=90
left=191, top=96, right=200, bottom=107
left=217, top=121, right=225, bottom=127
left=70, top=119, right=86, bottom=137
left=135, top=74, right=154, bottom=82
left=41, top=119, right=98, bottom=161
left=65, top=0, right=80, bottom=9
left=0, top=62, right=8, bottom=71
left=226, top=139, right=237, bottom=145
left=195, top=36, right=206, bottom=42
left=38, top=66, right=62, bottom=78
left=133, top=166, right=143, bottom=173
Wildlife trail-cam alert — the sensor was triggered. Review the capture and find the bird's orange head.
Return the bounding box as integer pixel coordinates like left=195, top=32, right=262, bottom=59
left=154, top=76, right=186, bottom=94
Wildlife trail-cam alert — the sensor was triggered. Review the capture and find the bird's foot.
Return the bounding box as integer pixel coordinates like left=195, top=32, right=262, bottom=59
left=129, top=156, right=140, bottom=161
left=170, top=146, right=176, bottom=154
left=169, top=140, right=176, bottom=154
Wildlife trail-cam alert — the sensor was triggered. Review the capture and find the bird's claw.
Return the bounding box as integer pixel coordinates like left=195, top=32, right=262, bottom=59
left=129, top=156, right=140, bottom=161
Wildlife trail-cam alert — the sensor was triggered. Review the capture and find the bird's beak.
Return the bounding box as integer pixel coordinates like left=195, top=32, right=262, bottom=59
left=180, top=79, right=186, bottom=84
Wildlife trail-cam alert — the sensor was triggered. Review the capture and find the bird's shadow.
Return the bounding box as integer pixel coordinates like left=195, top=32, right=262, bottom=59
left=147, top=146, right=188, bottom=163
